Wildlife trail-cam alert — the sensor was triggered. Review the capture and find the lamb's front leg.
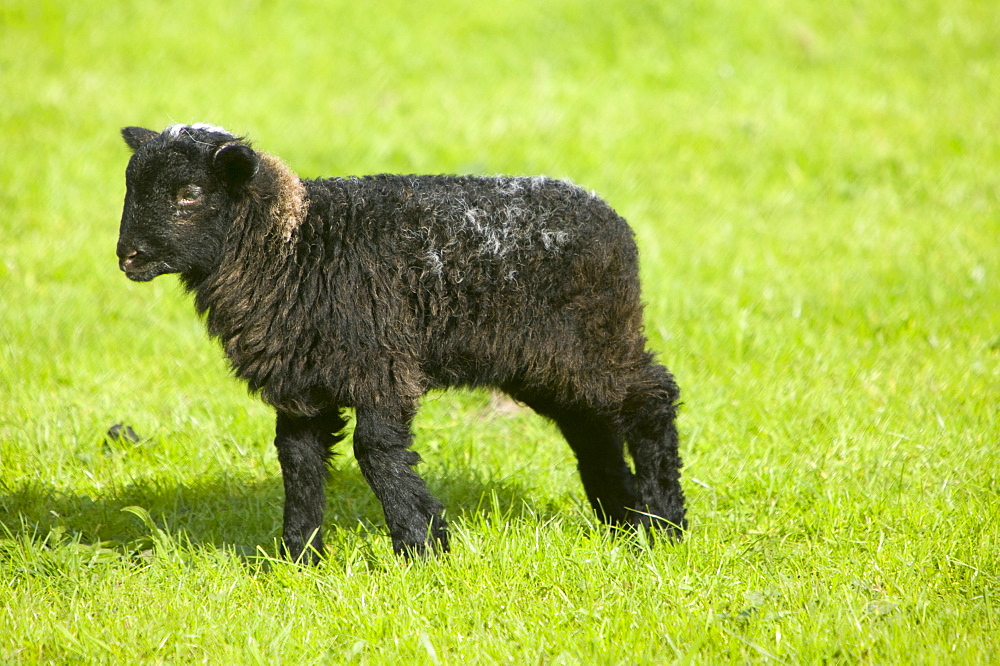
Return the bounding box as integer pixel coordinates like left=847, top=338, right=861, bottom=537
left=353, top=404, right=449, bottom=557
left=274, top=409, right=347, bottom=564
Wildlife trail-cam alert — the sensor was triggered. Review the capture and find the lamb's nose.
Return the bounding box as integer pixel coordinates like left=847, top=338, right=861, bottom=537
left=118, top=249, right=139, bottom=272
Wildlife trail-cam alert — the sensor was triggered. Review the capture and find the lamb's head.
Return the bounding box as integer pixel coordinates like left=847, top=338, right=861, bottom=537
left=117, top=123, right=259, bottom=283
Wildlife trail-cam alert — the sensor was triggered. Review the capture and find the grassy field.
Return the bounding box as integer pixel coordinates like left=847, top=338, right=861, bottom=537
left=2, top=0, right=999, bottom=662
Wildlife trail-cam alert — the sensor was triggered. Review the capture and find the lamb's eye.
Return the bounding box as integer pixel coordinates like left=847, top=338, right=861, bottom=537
left=177, top=185, right=203, bottom=206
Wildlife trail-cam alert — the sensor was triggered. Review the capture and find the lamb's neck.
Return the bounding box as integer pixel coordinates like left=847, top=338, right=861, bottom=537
left=252, top=153, right=309, bottom=243
left=192, top=154, right=309, bottom=352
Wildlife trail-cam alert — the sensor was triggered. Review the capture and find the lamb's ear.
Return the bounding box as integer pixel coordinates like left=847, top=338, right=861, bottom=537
left=121, top=126, right=159, bottom=152
left=213, top=143, right=259, bottom=192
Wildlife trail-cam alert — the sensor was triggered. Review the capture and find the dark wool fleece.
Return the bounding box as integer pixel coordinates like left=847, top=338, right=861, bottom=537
left=117, top=124, right=685, bottom=561
left=200, top=171, right=655, bottom=418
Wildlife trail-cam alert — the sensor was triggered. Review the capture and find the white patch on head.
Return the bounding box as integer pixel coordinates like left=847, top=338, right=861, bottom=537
left=165, top=123, right=235, bottom=139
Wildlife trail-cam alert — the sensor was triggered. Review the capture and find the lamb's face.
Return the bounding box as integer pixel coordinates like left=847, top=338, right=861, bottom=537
left=116, top=125, right=257, bottom=283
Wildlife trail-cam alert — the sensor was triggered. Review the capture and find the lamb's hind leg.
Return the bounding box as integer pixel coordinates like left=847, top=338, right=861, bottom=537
left=274, top=409, right=349, bottom=564
left=353, top=403, right=448, bottom=557
left=618, top=364, right=687, bottom=539
left=513, top=391, right=640, bottom=526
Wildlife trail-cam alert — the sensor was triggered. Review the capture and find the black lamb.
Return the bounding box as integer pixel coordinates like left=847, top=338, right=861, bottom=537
left=116, top=123, right=686, bottom=562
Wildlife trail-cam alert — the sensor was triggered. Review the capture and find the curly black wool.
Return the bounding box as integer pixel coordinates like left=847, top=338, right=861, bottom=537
left=116, top=124, right=686, bottom=561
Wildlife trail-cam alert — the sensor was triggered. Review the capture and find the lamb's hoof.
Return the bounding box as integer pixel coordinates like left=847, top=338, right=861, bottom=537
left=392, top=518, right=450, bottom=559
left=280, top=537, right=323, bottom=565
left=619, top=509, right=687, bottom=545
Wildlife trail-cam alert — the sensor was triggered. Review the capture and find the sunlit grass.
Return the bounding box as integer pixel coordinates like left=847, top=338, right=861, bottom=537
left=2, top=0, right=999, bottom=662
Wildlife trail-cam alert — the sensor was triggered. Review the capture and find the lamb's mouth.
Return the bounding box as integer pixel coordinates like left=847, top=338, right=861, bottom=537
left=119, top=255, right=171, bottom=282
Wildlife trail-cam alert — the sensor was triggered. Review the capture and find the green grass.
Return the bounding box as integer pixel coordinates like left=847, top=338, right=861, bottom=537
left=2, top=0, right=999, bottom=662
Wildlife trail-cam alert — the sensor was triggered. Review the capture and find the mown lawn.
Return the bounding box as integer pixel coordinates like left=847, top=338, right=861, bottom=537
left=2, top=0, right=999, bottom=662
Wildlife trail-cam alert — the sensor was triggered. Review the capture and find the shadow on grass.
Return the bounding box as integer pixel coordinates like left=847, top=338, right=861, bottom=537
left=0, top=463, right=563, bottom=561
